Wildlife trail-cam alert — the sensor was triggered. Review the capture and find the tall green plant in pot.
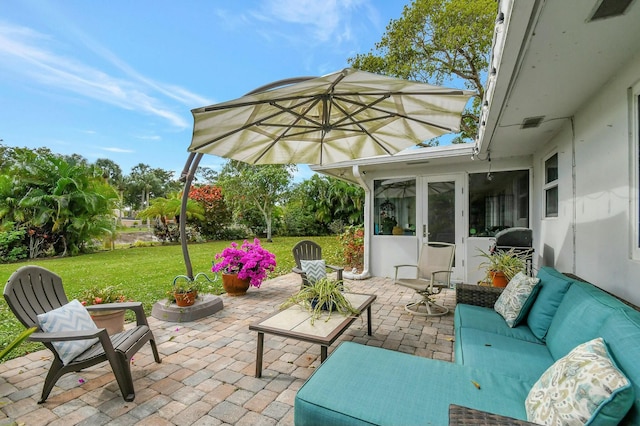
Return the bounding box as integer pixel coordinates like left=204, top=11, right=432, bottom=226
left=280, top=277, right=359, bottom=325
left=477, top=248, right=527, bottom=287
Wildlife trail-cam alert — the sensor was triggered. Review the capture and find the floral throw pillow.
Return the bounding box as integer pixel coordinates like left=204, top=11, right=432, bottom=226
left=526, top=337, right=634, bottom=425
left=494, top=272, right=540, bottom=327
left=300, top=259, right=327, bottom=284
left=37, top=299, right=99, bottom=365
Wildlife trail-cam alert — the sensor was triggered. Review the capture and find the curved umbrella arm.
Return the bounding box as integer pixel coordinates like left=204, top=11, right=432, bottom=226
left=180, top=152, right=203, bottom=279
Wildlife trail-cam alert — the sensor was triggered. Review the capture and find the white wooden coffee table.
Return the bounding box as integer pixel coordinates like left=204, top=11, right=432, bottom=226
left=249, top=292, right=376, bottom=377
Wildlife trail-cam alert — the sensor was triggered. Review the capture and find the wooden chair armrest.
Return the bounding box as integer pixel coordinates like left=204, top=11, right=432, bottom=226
left=292, top=267, right=304, bottom=275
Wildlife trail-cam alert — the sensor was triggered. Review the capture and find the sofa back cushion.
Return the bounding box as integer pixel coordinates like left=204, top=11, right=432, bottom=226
left=526, top=267, right=573, bottom=340
left=546, top=281, right=628, bottom=361
left=598, top=308, right=640, bottom=425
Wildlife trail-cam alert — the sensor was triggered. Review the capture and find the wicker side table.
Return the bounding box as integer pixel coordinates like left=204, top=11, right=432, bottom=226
left=456, top=283, right=504, bottom=308
left=449, top=404, right=537, bottom=425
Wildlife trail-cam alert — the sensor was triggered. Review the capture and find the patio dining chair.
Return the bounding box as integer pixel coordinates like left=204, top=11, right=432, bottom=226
left=3, top=265, right=161, bottom=403
left=394, top=242, right=455, bottom=316
left=292, top=240, right=343, bottom=287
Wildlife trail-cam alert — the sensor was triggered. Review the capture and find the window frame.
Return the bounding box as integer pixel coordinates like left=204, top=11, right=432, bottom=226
left=543, top=152, right=559, bottom=218
left=630, top=81, right=640, bottom=260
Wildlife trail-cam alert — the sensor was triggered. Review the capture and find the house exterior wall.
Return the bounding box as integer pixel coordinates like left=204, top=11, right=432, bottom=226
left=363, top=156, right=532, bottom=283
left=533, top=52, right=640, bottom=306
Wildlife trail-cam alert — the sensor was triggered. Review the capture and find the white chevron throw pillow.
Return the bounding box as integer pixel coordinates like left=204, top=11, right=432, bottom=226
left=301, top=259, right=327, bottom=283
left=37, top=299, right=99, bottom=365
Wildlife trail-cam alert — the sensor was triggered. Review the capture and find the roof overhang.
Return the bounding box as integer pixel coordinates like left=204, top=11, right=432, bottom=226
left=311, top=143, right=475, bottom=183
left=478, top=0, right=640, bottom=158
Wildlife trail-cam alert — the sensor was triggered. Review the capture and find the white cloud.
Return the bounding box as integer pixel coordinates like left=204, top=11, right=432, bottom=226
left=101, top=147, right=135, bottom=153
left=136, top=135, right=162, bottom=141
left=0, top=22, right=209, bottom=129
left=259, top=0, right=368, bottom=43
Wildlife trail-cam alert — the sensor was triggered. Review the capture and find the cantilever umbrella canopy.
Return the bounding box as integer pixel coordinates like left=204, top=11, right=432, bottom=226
left=188, top=68, right=473, bottom=165
left=180, top=68, right=472, bottom=278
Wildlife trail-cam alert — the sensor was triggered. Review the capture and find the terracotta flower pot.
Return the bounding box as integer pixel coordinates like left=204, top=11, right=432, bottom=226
left=490, top=271, right=509, bottom=288
left=222, top=273, right=251, bottom=296
left=174, top=291, right=198, bottom=307
left=90, top=309, right=125, bottom=335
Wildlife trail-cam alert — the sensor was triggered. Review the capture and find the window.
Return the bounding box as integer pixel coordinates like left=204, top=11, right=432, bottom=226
left=633, top=83, right=640, bottom=258
left=544, top=153, right=559, bottom=218
left=468, top=170, right=529, bottom=237
left=374, top=178, right=416, bottom=236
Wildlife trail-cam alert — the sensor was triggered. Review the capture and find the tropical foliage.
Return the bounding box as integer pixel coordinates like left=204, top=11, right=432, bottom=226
left=349, top=0, right=496, bottom=143
left=0, top=147, right=118, bottom=257
left=339, top=226, right=365, bottom=271
left=283, top=175, right=364, bottom=236
left=188, top=185, right=232, bottom=240
left=217, top=160, right=296, bottom=240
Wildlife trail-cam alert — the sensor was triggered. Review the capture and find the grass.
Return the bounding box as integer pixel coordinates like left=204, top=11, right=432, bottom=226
left=0, top=236, right=343, bottom=360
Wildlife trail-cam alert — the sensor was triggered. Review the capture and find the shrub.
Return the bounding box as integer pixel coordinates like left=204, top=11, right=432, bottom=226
left=339, top=225, right=364, bottom=270
left=328, top=219, right=346, bottom=235
left=0, top=228, right=28, bottom=263
left=153, top=223, right=203, bottom=243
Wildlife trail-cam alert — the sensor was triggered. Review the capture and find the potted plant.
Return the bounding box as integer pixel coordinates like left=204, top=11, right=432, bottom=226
left=170, top=275, right=202, bottom=307
left=212, top=238, right=276, bottom=296
left=280, top=277, right=360, bottom=325
left=476, top=248, right=527, bottom=287
left=381, top=214, right=397, bottom=235
left=79, top=285, right=129, bottom=335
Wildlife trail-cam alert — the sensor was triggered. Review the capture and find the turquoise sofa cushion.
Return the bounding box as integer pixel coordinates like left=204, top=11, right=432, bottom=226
left=455, top=304, right=542, bottom=344
left=455, top=328, right=553, bottom=381
left=598, top=308, right=640, bottom=425
left=295, top=342, right=531, bottom=426
left=546, top=281, right=627, bottom=360
left=526, top=267, right=573, bottom=340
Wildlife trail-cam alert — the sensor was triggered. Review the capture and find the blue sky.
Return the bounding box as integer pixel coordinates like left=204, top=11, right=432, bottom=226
left=0, top=1, right=409, bottom=181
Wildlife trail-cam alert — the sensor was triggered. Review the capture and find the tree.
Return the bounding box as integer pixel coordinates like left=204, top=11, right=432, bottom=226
left=283, top=175, right=364, bottom=236
left=188, top=185, right=232, bottom=240
left=95, top=158, right=126, bottom=223
left=0, top=148, right=118, bottom=257
left=348, top=0, right=495, bottom=143
left=217, top=161, right=296, bottom=241
left=124, top=164, right=181, bottom=213
left=137, top=193, right=204, bottom=226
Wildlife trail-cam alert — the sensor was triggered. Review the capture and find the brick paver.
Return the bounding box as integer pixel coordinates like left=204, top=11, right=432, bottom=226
left=0, top=273, right=456, bottom=425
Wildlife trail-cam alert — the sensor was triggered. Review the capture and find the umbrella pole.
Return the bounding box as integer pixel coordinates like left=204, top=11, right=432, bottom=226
left=179, top=152, right=202, bottom=279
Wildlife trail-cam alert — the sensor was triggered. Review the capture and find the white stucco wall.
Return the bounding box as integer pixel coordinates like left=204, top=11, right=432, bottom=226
left=363, top=156, right=532, bottom=282
left=533, top=52, right=640, bottom=306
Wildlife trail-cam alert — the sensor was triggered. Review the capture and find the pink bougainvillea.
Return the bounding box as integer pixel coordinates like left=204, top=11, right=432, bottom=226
left=212, top=239, right=276, bottom=287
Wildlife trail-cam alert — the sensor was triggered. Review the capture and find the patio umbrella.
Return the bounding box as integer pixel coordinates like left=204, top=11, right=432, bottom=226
left=180, top=68, right=472, bottom=278
left=188, top=68, right=473, bottom=165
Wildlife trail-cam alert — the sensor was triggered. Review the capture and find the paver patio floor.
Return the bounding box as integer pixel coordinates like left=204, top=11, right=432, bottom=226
left=0, top=273, right=456, bottom=425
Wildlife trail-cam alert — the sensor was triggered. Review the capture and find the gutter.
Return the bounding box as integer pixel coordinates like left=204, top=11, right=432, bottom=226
left=343, top=165, right=372, bottom=280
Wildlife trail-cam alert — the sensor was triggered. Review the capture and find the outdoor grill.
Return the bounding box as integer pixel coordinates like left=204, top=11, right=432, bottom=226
left=490, top=227, right=534, bottom=275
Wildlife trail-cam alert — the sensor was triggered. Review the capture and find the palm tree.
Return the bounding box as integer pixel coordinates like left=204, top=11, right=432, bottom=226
left=137, top=193, right=204, bottom=225
left=18, top=155, right=118, bottom=256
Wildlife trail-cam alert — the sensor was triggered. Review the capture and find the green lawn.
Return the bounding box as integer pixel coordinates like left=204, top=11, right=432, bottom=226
left=0, top=236, right=342, bottom=360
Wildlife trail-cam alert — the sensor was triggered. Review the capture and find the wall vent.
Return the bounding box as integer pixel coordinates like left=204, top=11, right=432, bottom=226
left=588, top=0, right=636, bottom=21
left=521, top=116, right=545, bottom=129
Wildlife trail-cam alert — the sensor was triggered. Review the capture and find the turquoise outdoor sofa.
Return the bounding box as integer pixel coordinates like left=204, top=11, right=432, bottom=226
left=294, top=267, right=640, bottom=425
